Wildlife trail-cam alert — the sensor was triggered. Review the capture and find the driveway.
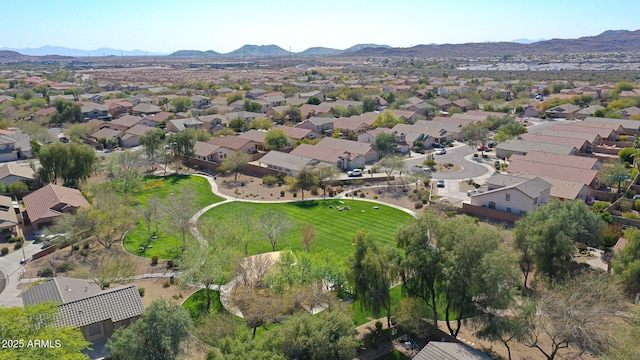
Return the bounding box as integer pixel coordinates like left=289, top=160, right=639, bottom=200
left=0, top=239, right=44, bottom=307
left=404, top=143, right=493, bottom=180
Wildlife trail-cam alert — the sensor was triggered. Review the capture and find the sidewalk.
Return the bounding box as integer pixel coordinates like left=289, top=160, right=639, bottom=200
left=0, top=239, right=45, bottom=307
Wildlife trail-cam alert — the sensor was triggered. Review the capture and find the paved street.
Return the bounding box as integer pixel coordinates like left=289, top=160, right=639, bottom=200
left=0, top=238, right=43, bottom=308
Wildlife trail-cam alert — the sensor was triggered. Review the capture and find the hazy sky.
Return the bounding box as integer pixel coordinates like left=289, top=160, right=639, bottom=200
left=4, top=0, right=639, bottom=53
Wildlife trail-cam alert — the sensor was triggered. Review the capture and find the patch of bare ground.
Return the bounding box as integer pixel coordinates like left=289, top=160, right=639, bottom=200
left=124, top=277, right=198, bottom=308
left=214, top=172, right=428, bottom=212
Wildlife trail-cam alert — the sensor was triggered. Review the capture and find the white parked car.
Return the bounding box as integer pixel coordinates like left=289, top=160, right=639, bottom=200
left=435, top=148, right=447, bottom=155
left=347, top=169, right=363, bottom=177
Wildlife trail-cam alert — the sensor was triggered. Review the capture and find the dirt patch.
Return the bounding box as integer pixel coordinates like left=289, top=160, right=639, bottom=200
left=433, top=162, right=462, bottom=173
left=124, top=277, right=199, bottom=308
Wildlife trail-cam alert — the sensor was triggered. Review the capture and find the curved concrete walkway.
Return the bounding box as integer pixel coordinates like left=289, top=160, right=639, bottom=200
left=186, top=173, right=419, bottom=318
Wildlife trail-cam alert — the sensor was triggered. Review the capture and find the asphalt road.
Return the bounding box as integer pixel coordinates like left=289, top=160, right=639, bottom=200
left=404, top=143, right=492, bottom=180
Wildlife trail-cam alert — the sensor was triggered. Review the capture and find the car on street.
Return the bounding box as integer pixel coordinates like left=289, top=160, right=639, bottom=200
left=435, top=148, right=446, bottom=155
left=477, top=145, right=488, bottom=151
left=347, top=169, right=363, bottom=177
left=467, top=190, right=478, bottom=196
left=432, top=143, right=444, bottom=148
left=436, top=179, right=445, bottom=188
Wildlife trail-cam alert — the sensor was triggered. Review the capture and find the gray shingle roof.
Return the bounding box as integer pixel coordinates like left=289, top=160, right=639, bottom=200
left=22, top=278, right=103, bottom=306
left=56, top=286, right=145, bottom=328
left=515, top=176, right=553, bottom=199
left=414, top=342, right=493, bottom=360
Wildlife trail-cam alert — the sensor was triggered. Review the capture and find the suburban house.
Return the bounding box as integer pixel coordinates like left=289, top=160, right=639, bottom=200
left=469, top=175, right=552, bottom=215
left=191, top=95, right=211, bottom=109
left=0, top=163, right=35, bottom=186
left=451, top=99, right=476, bottom=112
left=535, top=129, right=602, bottom=146
left=22, top=184, right=89, bottom=231
left=90, top=128, right=123, bottom=146
left=207, top=136, right=259, bottom=155
left=433, top=98, right=452, bottom=111
left=273, top=125, right=321, bottom=142
left=575, top=105, right=605, bottom=120
left=120, top=125, right=157, bottom=148
left=391, top=123, right=435, bottom=148
left=358, top=128, right=410, bottom=154
left=550, top=123, right=617, bottom=141
left=495, top=140, right=577, bottom=158
left=166, top=118, right=205, bottom=133
left=544, top=103, right=581, bottom=119
left=246, top=88, right=267, bottom=99
left=80, top=104, right=111, bottom=121
left=193, top=141, right=233, bottom=162
left=0, top=194, right=19, bottom=238
left=298, top=90, right=325, bottom=102
left=618, top=106, right=640, bottom=119
left=314, top=137, right=378, bottom=163
left=584, top=116, right=640, bottom=136
left=110, top=115, right=157, bottom=131
left=131, top=103, right=162, bottom=116
left=49, top=94, right=75, bottom=103
left=225, top=111, right=262, bottom=123
left=22, top=277, right=145, bottom=343
left=414, top=341, right=493, bottom=360
left=105, top=100, right=134, bottom=118
left=507, top=160, right=600, bottom=189
left=290, top=144, right=366, bottom=170
left=517, top=133, right=592, bottom=153
left=0, top=135, right=23, bottom=162
left=295, top=116, right=335, bottom=135
left=509, top=151, right=601, bottom=170
left=255, top=151, right=330, bottom=176
left=333, top=117, right=371, bottom=135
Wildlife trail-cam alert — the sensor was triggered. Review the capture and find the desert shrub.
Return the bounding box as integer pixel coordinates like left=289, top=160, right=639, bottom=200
left=57, top=260, right=74, bottom=272
left=422, top=197, right=429, bottom=204
left=620, top=199, right=633, bottom=212
left=310, top=186, right=319, bottom=195
left=83, top=242, right=90, bottom=249
left=262, top=175, right=278, bottom=186
left=151, top=256, right=159, bottom=265
left=138, top=288, right=145, bottom=297
left=335, top=186, right=343, bottom=193
left=13, top=241, right=22, bottom=250
left=72, top=244, right=80, bottom=251
left=163, top=280, right=170, bottom=288
left=414, top=201, right=423, bottom=209
left=37, top=266, right=54, bottom=277
left=1, top=247, right=8, bottom=255
left=102, top=282, right=110, bottom=288
left=360, top=192, right=365, bottom=198
left=280, top=190, right=285, bottom=197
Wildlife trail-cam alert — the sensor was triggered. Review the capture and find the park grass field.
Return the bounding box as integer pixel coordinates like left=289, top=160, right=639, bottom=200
left=123, top=175, right=224, bottom=258
left=199, top=199, right=414, bottom=256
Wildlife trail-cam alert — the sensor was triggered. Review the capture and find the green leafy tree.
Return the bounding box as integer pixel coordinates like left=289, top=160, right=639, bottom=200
left=226, top=92, right=244, bottom=105
left=171, top=96, right=192, bottom=113
left=218, top=152, right=251, bottom=181
left=350, top=230, right=398, bottom=328
left=278, top=106, right=303, bottom=124
left=106, top=299, right=192, bottom=360
left=139, top=128, right=165, bottom=170
left=291, top=166, right=319, bottom=200
left=612, top=227, right=640, bottom=296
left=228, top=118, right=246, bottom=132
left=38, top=142, right=97, bottom=188
left=104, top=150, right=144, bottom=196
left=619, top=147, right=635, bottom=164
left=374, top=132, right=398, bottom=157
left=0, top=302, right=89, bottom=359
left=306, top=96, right=322, bottom=105
left=602, top=162, right=630, bottom=193
left=372, top=110, right=403, bottom=128
left=362, top=96, right=377, bottom=112
left=378, top=155, right=405, bottom=184
left=50, top=99, right=82, bottom=124
left=167, top=128, right=196, bottom=165
left=249, top=118, right=273, bottom=130
left=463, top=122, right=488, bottom=150
left=514, top=199, right=605, bottom=284
left=243, top=100, right=262, bottom=113
left=264, top=128, right=290, bottom=150
left=7, top=180, right=28, bottom=197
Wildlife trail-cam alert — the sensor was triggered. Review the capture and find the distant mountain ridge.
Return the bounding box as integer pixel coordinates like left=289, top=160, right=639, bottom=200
left=2, top=30, right=639, bottom=59
left=0, top=45, right=168, bottom=57
left=168, top=43, right=391, bottom=57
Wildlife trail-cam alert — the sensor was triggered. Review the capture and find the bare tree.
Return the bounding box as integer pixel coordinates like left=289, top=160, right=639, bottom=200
left=90, top=253, right=139, bottom=289
left=378, top=155, right=405, bottom=185
left=301, top=222, right=316, bottom=253
left=239, top=253, right=275, bottom=294
left=163, top=187, right=197, bottom=251
left=89, top=190, right=138, bottom=249
left=523, top=273, right=624, bottom=360
left=258, top=210, right=293, bottom=251
left=138, top=195, right=161, bottom=241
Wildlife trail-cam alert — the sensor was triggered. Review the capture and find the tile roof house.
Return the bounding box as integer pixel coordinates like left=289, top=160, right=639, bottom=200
left=0, top=195, right=19, bottom=236
left=314, top=137, right=378, bottom=163
left=110, top=115, right=156, bottom=130
left=290, top=144, right=366, bottom=170
left=618, top=106, right=640, bottom=119
left=575, top=105, right=605, bottom=120
left=470, top=175, right=552, bottom=215
left=495, top=140, right=577, bottom=158
left=358, top=128, right=410, bottom=154
left=193, top=141, right=233, bottom=162
left=544, top=103, right=581, bottom=119
left=507, top=159, right=599, bottom=188
left=509, top=150, right=601, bottom=170
left=120, top=125, right=157, bottom=148
left=256, top=150, right=328, bottom=176
left=0, top=162, right=35, bottom=185
left=207, top=136, right=259, bottom=154
left=414, top=341, right=493, bottom=360
left=132, top=103, right=161, bottom=116
left=295, top=116, right=335, bottom=134
left=517, top=133, right=591, bottom=153
left=22, top=277, right=145, bottom=343
left=536, top=129, right=601, bottom=146
left=583, top=116, right=640, bottom=135
left=23, top=184, right=90, bottom=231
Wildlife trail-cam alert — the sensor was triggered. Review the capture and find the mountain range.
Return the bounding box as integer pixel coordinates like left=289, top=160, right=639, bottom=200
left=2, top=30, right=639, bottom=59
left=0, top=45, right=167, bottom=57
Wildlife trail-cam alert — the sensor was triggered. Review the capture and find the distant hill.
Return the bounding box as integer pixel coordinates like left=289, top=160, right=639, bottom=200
left=225, top=44, right=289, bottom=57
left=348, top=29, right=640, bottom=57
left=297, top=47, right=343, bottom=56
left=0, top=45, right=167, bottom=57
left=511, top=38, right=545, bottom=44
left=342, top=43, right=390, bottom=53
left=169, top=50, right=220, bottom=57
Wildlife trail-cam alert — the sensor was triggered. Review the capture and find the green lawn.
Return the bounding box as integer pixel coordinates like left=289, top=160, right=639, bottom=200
left=350, top=285, right=404, bottom=327
left=182, top=288, right=223, bottom=322
left=199, top=199, right=414, bottom=256
left=123, top=175, right=224, bottom=258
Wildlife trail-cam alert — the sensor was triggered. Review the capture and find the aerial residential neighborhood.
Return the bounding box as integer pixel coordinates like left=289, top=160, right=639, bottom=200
left=1, top=2, right=640, bottom=360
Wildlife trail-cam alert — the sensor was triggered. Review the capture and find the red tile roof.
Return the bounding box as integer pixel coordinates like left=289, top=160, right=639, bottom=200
left=23, top=184, right=89, bottom=224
